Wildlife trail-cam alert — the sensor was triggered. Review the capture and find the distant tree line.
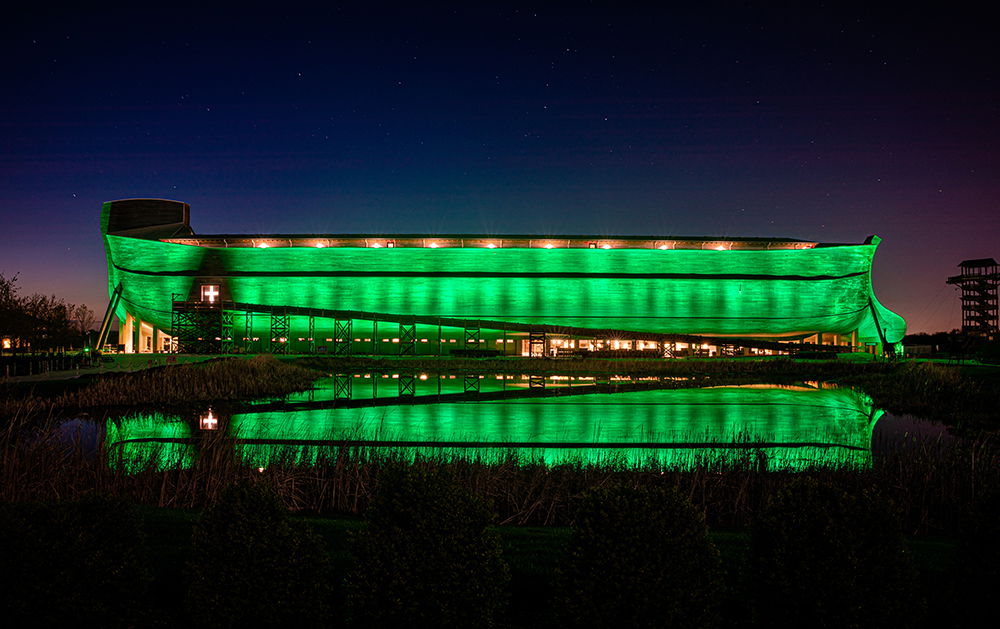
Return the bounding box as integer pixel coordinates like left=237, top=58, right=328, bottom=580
left=0, top=271, right=96, bottom=352
left=903, top=330, right=1000, bottom=363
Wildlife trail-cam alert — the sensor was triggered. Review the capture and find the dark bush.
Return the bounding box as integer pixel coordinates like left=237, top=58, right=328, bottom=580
left=185, top=481, right=331, bottom=628
left=345, top=464, right=509, bottom=628
left=750, top=478, right=919, bottom=629
left=0, top=496, right=150, bottom=627
left=976, top=340, right=1000, bottom=365
left=556, top=485, right=722, bottom=628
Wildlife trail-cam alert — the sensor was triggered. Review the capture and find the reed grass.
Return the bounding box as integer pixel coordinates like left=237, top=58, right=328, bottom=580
left=2, top=354, right=997, bottom=536
left=2, top=409, right=995, bottom=536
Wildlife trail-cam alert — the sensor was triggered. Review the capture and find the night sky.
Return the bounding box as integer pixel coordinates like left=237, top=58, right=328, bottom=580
left=2, top=4, right=996, bottom=334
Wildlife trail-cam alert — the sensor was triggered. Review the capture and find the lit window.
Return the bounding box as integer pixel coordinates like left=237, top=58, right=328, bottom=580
left=201, top=284, right=220, bottom=303
left=387, top=240, right=395, bottom=248
left=589, top=242, right=597, bottom=249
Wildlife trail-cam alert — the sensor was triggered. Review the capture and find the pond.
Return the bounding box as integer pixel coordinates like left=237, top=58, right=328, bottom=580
left=96, top=373, right=930, bottom=473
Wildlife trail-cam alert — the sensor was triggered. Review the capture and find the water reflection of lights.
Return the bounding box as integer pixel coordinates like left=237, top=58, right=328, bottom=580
left=105, top=379, right=882, bottom=473
left=200, top=409, right=218, bottom=430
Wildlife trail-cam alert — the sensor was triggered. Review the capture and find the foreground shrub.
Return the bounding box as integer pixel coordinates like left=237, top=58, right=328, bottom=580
left=976, top=340, right=1000, bottom=365
left=750, top=478, right=918, bottom=629
left=185, top=481, right=331, bottom=628
left=556, top=485, right=722, bottom=628
left=0, top=496, right=150, bottom=627
left=345, top=464, right=509, bottom=628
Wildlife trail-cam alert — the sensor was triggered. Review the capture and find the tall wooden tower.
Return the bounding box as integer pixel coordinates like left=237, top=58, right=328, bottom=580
left=947, top=258, right=1000, bottom=338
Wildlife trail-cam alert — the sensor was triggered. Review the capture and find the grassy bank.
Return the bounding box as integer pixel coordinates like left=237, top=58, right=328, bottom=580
left=5, top=353, right=998, bottom=429
left=1, top=355, right=319, bottom=418
left=839, top=360, right=1000, bottom=431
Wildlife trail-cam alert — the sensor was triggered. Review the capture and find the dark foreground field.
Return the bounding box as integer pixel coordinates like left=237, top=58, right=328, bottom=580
left=0, top=487, right=987, bottom=629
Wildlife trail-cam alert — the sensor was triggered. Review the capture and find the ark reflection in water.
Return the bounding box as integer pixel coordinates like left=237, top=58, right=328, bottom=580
left=105, top=376, right=882, bottom=472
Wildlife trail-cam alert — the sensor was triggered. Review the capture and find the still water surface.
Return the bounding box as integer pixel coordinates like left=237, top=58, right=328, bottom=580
left=101, top=374, right=903, bottom=472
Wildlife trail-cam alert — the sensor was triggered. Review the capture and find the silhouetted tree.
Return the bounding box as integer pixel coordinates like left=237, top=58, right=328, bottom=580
left=0, top=270, right=96, bottom=350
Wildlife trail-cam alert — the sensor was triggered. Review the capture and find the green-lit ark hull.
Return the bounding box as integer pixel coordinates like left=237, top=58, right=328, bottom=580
left=100, top=199, right=906, bottom=347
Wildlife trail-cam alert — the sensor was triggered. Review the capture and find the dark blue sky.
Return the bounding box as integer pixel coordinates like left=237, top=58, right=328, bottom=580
left=2, top=4, right=997, bottom=333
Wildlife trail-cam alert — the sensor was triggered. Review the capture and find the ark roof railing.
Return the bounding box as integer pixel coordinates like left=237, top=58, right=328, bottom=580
left=159, top=234, right=828, bottom=251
